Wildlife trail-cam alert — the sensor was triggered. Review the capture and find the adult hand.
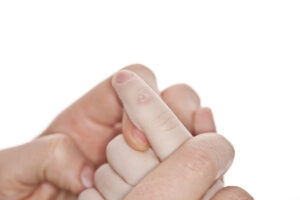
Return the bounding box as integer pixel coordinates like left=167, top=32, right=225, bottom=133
left=42, top=64, right=212, bottom=164
left=0, top=134, right=93, bottom=200
left=0, top=64, right=214, bottom=199
left=117, top=70, right=253, bottom=199
left=79, top=70, right=253, bottom=200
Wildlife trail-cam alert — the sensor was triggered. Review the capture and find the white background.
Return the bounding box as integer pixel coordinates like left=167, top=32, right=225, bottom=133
left=0, top=1, right=299, bottom=199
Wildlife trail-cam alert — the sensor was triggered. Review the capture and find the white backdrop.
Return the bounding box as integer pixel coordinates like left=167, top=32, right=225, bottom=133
left=0, top=1, right=299, bottom=199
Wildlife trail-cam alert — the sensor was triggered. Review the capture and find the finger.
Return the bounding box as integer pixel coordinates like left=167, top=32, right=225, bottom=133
left=123, top=83, right=201, bottom=151
left=161, top=84, right=200, bottom=134
left=211, top=186, right=254, bottom=200
left=94, top=163, right=132, bottom=200
left=193, top=107, right=217, bottom=134
left=106, top=134, right=159, bottom=185
left=112, top=70, right=192, bottom=160
left=122, top=67, right=159, bottom=152
left=78, top=188, right=104, bottom=200
left=42, top=64, right=158, bottom=164
left=0, top=134, right=94, bottom=198
left=125, top=133, right=234, bottom=200
left=193, top=106, right=220, bottom=200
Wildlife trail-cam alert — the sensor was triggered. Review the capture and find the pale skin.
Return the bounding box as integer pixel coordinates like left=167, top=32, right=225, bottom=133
left=78, top=70, right=253, bottom=200
left=0, top=65, right=252, bottom=200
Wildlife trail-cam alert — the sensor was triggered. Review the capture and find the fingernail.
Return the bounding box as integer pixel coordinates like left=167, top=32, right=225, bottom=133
left=80, top=165, right=94, bottom=188
left=115, top=70, right=133, bottom=83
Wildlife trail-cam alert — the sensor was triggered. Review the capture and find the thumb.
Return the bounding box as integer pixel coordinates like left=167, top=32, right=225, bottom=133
left=0, top=134, right=94, bottom=199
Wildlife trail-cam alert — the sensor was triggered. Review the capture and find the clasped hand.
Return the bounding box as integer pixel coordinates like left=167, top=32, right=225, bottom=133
left=0, top=65, right=252, bottom=200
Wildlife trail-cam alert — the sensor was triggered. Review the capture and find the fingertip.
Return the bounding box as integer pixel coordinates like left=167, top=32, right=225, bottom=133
left=113, top=70, right=134, bottom=84
left=193, top=107, right=217, bottom=134
left=111, top=70, right=138, bottom=101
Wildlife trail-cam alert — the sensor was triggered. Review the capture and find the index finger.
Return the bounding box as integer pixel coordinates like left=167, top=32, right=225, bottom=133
left=112, top=70, right=192, bottom=160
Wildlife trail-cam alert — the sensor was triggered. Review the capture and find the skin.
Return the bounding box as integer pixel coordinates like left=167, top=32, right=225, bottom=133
left=79, top=70, right=253, bottom=200
left=0, top=65, right=253, bottom=199
left=41, top=64, right=203, bottom=163
left=1, top=64, right=190, bottom=200
left=0, top=134, right=93, bottom=200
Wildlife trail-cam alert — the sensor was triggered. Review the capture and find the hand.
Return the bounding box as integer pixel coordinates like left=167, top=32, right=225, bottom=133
left=0, top=64, right=213, bottom=199
left=42, top=64, right=210, bottom=163
left=0, top=134, right=93, bottom=200
left=79, top=70, right=253, bottom=200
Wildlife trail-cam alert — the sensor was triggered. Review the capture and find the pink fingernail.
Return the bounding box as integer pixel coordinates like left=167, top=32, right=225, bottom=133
left=80, top=165, right=94, bottom=188
left=115, top=70, right=133, bottom=83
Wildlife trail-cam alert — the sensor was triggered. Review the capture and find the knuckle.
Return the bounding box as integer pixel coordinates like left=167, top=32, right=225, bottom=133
left=181, top=134, right=236, bottom=180
left=154, top=110, right=180, bottom=132
left=36, top=134, right=79, bottom=183
left=94, top=163, right=110, bottom=183
left=106, top=134, right=124, bottom=159
left=50, top=134, right=73, bottom=152
left=46, top=134, right=75, bottom=164
left=183, top=139, right=217, bottom=177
